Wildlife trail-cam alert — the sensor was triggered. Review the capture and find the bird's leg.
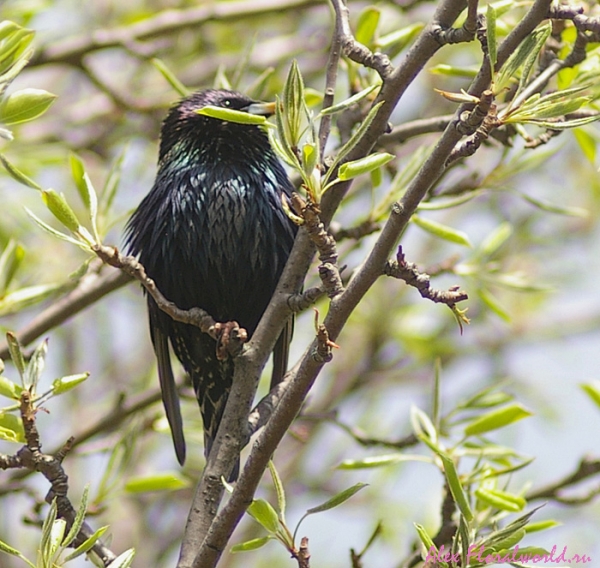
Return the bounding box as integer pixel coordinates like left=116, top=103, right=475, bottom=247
left=213, top=321, right=247, bottom=360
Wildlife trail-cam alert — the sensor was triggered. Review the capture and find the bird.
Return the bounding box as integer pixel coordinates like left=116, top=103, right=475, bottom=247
left=125, top=89, right=297, bottom=478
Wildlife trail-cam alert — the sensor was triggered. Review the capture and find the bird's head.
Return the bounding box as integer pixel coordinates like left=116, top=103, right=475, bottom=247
left=159, top=89, right=275, bottom=163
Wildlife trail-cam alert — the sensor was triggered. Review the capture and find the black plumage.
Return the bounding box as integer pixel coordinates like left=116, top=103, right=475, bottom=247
left=125, top=89, right=297, bottom=473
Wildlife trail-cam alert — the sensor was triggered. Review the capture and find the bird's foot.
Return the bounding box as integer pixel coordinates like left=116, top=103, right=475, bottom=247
left=213, top=321, right=248, bottom=360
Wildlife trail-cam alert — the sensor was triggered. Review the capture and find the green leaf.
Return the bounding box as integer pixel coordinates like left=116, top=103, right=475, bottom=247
left=479, top=222, right=513, bottom=258
left=0, top=153, right=42, bottom=190
left=47, top=518, right=67, bottom=562
left=414, top=523, right=436, bottom=552
left=489, top=527, right=526, bottom=551
left=524, top=520, right=560, bottom=533
left=247, top=499, right=280, bottom=534
left=70, top=154, right=100, bottom=241
left=5, top=332, right=25, bottom=380
left=355, top=7, right=380, bottom=47
left=440, top=453, right=473, bottom=522
left=106, top=549, right=135, bottom=568
left=305, top=483, right=368, bottom=516
left=0, top=22, right=21, bottom=43
left=429, top=64, right=478, bottom=78
left=377, top=23, right=424, bottom=56
left=0, top=239, right=24, bottom=294
left=518, top=24, right=551, bottom=96
left=196, top=105, right=266, bottom=125
left=325, top=101, right=385, bottom=185
left=63, top=526, right=109, bottom=562
left=495, top=25, right=550, bottom=94
left=0, top=376, right=22, bottom=399
left=40, top=500, right=59, bottom=564
left=487, top=4, right=497, bottom=76
left=573, top=128, right=596, bottom=164
left=475, top=487, right=525, bottom=512
left=337, top=153, right=394, bottom=181
left=581, top=381, right=600, bottom=410
left=268, top=461, right=286, bottom=521
left=62, top=485, right=90, bottom=549
left=301, top=142, right=318, bottom=177
left=125, top=472, right=190, bottom=493
left=23, top=337, right=47, bottom=391
left=514, top=189, right=588, bottom=217
left=0, top=538, right=34, bottom=568
left=293, top=482, right=368, bottom=544
left=410, top=406, right=439, bottom=450
left=318, top=83, right=380, bottom=117
left=478, top=287, right=511, bottom=322
left=0, top=88, right=56, bottom=125
left=41, top=189, right=82, bottom=234
left=0, top=283, right=63, bottom=317
left=282, top=60, right=306, bottom=146
left=337, top=454, right=431, bottom=469
left=151, top=58, right=189, bottom=96
left=411, top=215, right=472, bottom=247
left=464, top=403, right=532, bottom=436
left=52, top=373, right=90, bottom=395
left=0, top=411, right=25, bottom=443
left=231, top=536, right=271, bottom=553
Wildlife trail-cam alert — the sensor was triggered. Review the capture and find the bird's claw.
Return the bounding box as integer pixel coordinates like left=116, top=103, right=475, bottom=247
left=214, top=321, right=248, bottom=360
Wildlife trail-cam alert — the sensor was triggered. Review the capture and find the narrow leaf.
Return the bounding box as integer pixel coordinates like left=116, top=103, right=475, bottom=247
left=268, top=461, right=286, bottom=520
left=125, top=473, right=190, bottom=493
left=325, top=101, right=385, bottom=185
left=464, top=403, right=532, bottom=436
left=196, top=105, right=266, bottom=125
left=52, top=373, right=90, bottom=395
left=355, top=7, right=380, bottom=47
left=411, top=215, right=472, bottom=247
left=524, top=520, right=560, bottom=533
left=24, top=207, right=86, bottom=248
left=475, top=487, right=525, bottom=512
left=581, top=382, right=600, bottom=410
left=247, top=499, right=280, bottom=534
left=0, top=153, right=42, bottom=190
left=414, top=523, right=436, bottom=551
left=231, top=536, right=271, bottom=553
left=24, top=338, right=47, bottom=390
left=42, top=189, right=81, bottom=233
left=151, top=58, right=189, bottom=96
left=5, top=332, right=25, bottom=380
left=305, top=482, right=368, bottom=515
left=318, top=83, right=380, bottom=116
left=478, top=287, right=511, bottom=322
left=337, top=454, right=431, bottom=469
left=106, top=549, right=135, bottom=568
left=440, top=453, right=473, bottom=522
left=338, top=153, right=394, bottom=181
left=63, top=526, right=109, bottom=561
left=62, top=485, right=90, bottom=548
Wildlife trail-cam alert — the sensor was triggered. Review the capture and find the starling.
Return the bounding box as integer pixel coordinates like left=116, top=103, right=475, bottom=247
left=125, top=89, right=297, bottom=475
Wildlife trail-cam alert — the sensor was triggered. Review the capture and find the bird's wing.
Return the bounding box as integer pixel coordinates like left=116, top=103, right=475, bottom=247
left=270, top=315, right=294, bottom=390
left=148, top=300, right=186, bottom=464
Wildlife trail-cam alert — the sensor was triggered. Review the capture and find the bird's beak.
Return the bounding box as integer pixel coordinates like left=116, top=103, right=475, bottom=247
left=244, top=101, right=277, bottom=117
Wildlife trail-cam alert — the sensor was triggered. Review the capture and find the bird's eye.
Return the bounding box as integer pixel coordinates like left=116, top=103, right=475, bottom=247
left=223, top=99, right=231, bottom=107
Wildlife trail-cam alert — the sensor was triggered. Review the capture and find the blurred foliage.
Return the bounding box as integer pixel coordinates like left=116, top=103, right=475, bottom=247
left=0, top=0, right=600, bottom=567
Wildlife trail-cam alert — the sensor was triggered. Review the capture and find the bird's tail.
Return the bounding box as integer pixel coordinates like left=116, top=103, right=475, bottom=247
left=192, top=352, right=240, bottom=481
